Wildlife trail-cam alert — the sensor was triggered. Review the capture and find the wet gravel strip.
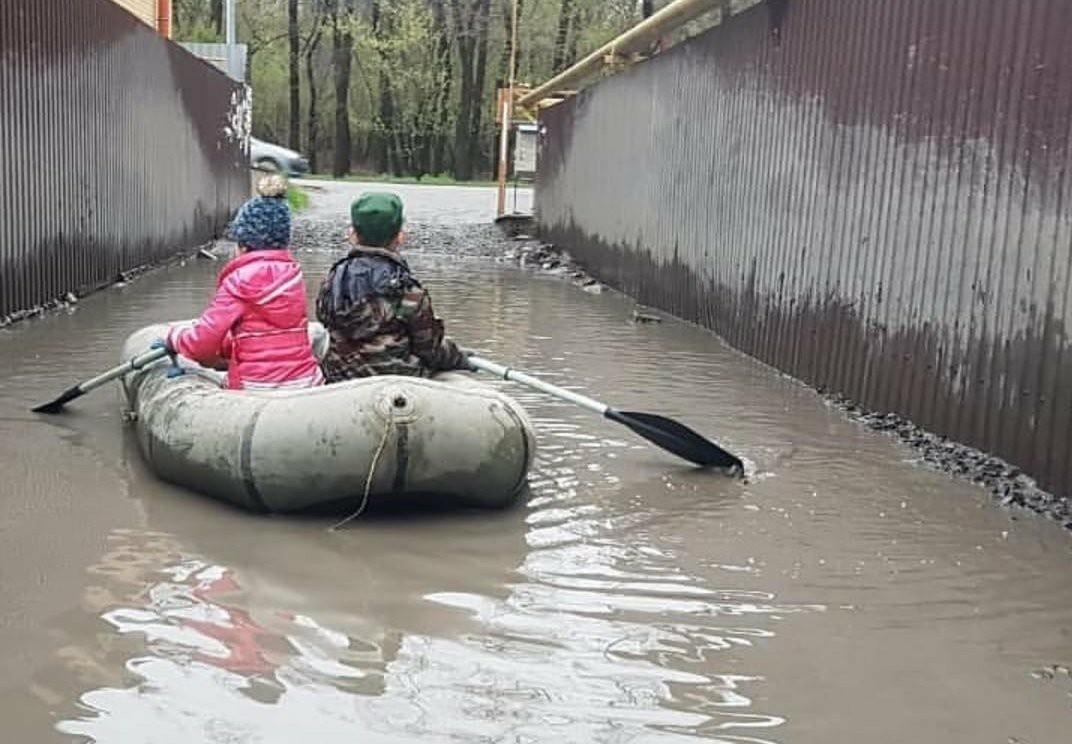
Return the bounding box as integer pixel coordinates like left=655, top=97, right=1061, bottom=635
left=501, top=235, right=1072, bottom=531
left=824, top=394, right=1072, bottom=529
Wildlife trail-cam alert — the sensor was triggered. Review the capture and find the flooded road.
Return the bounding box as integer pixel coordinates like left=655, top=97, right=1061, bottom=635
left=1, top=182, right=1070, bottom=743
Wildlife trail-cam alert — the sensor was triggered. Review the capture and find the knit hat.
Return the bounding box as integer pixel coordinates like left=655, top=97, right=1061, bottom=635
left=351, top=192, right=404, bottom=247
left=229, top=175, right=291, bottom=250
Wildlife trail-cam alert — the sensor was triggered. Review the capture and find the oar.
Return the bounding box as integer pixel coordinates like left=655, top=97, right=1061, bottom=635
left=32, top=347, right=169, bottom=414
left=467, top=355, right=744, bottom=473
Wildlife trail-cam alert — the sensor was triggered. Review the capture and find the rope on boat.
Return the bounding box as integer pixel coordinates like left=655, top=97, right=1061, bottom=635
left=330, top=418, right=393, bottom=531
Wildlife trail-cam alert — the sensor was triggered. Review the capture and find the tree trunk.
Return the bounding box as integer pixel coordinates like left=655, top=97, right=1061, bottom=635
left=429, top=0, right=452, bottom=175
left=450, top=0, right=491, bottom=180
left=305, top=22, right=324, bottom=173
left=642, top=1, right=655, bottom=19
left=211, top=0, right=223, bottom=36
left=370, top=0, right=394, bottom=175
left=552, top=0, right=573, bottom=73
left=452, top=53, right=474, bottom=180
left=469, top=0, right=492, bottom=177
left=565, top=0, right=581, bottom=68
left=394, top=108, right=411, bottom=177
left=410, top=79, right=433, bottom=177
left=450, top=0, right=475, bottom=180
left=379, top=78, right=398, bottom=174
left=288, top=0, right=300, bottom=151
left=413, top=101, right=431, bottom=178
left=331, top=0, right=355, bottom=177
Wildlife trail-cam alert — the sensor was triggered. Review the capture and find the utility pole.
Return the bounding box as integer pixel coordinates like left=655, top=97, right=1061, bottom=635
left=225, top=0, right=236, bottom=46
left=224, top=0, right=241, bottom=81
left=496, top=0, right=519, bottom=218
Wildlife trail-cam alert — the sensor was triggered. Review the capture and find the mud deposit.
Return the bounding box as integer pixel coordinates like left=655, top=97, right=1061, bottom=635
left=0, top=182, right=1070, bottom=743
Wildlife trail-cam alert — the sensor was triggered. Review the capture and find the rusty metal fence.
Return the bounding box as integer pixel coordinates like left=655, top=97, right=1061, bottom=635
left=0, top=0, right=249, bottom=323
left=537, top=0, right=1072, bottom=499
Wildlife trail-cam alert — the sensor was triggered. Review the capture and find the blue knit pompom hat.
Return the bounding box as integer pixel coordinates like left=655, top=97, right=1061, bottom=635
left=228, top=175, right=291, bottom=250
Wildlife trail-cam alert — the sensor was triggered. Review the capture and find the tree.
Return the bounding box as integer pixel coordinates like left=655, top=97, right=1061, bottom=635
left=212, top=0, right=224, bottom=35
left=363, top=1, right=452, bottom=178
left=241, top=1, right=289, bottom=59
left=173, top=0, right=221, bottom=41
left=450, top=0, right=493, bottom=180
left=305, top=1, right=327, bottom=172
left=288, top=0, right=300, bottom=151
left=565, top=0, right=582, bottom=68
left=429, top=0, right=453, bottom=175
left=552, top=0, right=573, bottom=73
left=370, top=0, right=398, bottom=174
left=469, top=0, right=492, bottom=175
left=330, top=0, right=356, bottom=177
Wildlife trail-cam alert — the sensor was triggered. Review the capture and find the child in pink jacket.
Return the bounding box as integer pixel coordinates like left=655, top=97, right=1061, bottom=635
left=160, top=176, right=323, bottom=390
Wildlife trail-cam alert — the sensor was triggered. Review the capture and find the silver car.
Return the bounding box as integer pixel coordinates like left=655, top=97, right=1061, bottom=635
left=250, top=137, right=310, bottom=176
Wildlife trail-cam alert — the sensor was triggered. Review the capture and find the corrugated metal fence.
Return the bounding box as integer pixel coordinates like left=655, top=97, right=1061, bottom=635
left=0, top=0, right=249, bottom=323
left=537, top=0, right=1072, bottom=499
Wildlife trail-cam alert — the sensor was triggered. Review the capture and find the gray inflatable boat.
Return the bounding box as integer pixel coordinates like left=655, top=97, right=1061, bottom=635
left=120, top=323, right=536, bottom=513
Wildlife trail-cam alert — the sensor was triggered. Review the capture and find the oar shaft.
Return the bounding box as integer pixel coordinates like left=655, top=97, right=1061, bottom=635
left=467, top=355, right=609, bottom=416
left=467, top=354, right=742, bottom=470
left=79, top=347, right=170, bottom=393
left=33, top=346, right=172, bottom=414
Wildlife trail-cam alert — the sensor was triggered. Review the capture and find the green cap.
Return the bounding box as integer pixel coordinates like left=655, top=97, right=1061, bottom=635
left=350, top=192, right=404, bottom=247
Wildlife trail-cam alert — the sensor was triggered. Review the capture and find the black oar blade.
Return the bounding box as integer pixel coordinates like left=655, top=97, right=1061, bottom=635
left=608, top=410, right=744, bottom=473
left=31, top=385, right=84, bottom=415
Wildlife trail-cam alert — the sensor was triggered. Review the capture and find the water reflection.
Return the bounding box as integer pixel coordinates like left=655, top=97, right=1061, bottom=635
left=59, top=531, right=397, bottom=741
left=55, top=429, right=819, bottom=742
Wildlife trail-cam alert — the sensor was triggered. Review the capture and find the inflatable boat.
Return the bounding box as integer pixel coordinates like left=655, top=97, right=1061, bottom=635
left=119, top=323, right=536, bottom=513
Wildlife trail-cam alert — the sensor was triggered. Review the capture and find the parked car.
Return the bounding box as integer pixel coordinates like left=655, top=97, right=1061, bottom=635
left=250, top=137, right=309, bottom=176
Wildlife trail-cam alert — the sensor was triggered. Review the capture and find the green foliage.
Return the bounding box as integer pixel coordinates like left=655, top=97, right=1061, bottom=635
left=173, top=0, right=223, bottom=41
left=287, top=182, right=310, bottom=211
left=183, top=24, right=224, bottom=42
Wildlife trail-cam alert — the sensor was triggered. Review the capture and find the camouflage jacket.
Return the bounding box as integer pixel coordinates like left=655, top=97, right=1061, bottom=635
left=315, top=246, right=467, bottom=381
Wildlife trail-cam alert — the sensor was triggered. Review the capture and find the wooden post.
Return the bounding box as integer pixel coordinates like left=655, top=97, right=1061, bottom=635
left=496, top=0, right=519, bottom=218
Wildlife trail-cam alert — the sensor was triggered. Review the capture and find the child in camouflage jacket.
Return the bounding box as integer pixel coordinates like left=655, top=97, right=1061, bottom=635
left=315, top=192, right=468, bottom=381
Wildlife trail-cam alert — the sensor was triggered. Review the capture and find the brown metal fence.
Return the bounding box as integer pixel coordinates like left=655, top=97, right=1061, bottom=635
left=537, top=0, right=1072, bottom=499
left=0, top=0, right=248, bottom=323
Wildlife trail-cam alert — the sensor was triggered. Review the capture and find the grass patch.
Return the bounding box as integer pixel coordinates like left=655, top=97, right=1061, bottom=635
left=303, top=172, right=506, bottom=189
left=287, top=182, right=310, bottom=211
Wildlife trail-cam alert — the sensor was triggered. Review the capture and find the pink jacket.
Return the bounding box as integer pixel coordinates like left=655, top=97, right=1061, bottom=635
left=167, top=250, right=323, bottom=390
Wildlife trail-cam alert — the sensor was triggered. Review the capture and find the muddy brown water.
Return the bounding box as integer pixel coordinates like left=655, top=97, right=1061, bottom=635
left=1, top=183, right=1071, bottom=743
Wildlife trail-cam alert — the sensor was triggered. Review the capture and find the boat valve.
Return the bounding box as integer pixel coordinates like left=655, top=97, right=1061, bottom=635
left=376, top=386, right=419, bottom=423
